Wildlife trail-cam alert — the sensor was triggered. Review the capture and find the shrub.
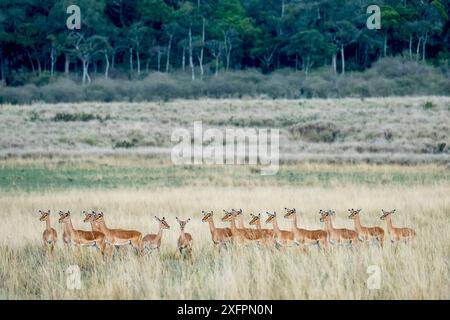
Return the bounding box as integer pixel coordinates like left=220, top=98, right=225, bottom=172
left=52, top=112, right=105, bottom=122
left=289, top=122, right=342, bottom=143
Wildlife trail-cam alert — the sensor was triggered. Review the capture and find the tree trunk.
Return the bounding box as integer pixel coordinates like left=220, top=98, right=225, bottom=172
left=340, top=44, right=345, bottom=75
left=223, top=31, right=232, bottom=72
left=332, top=53, right=337, bottom=75
left=157, top=49, right=161, bottom=72
left=409, top=34, right=412, bottom=59
left=166, top=34, right=173, bottom=73
left=198, top=19, right=205, bottom=80
left=182, top=46, right=186, bottom=72
left=104, top=52, right=110, bottom=79
left=37, top=58, right=42, bottom=76
left=416, top=37, right=422, bottom=61
left=215, top=54, right=219, bottom=76
left=26, top=50, right=36, bottom=74
left=64, top=53, right=70, bottom=75
left=146, top=57, right=151, bottom=73
left=189, top=27, right=195, bottom=80
left=129, top=47, right=133, bottom=75
left=383, top=33, right=387, bottom=57
left=422, top=33, right=428, bottom=62
left=82, top=58, right=90, bottom=85
left=50, top=47, right=56, bottom=77
left=136, top=45, right=141, bottom=76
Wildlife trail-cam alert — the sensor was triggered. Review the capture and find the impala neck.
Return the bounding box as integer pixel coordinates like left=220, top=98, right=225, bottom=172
left=353, top=215, right=363, bottom=231
left=255, top=220, right=262, bottom=230
left=324, top=217, right=333, bottom=231
left=237, top=215, right=245, bottom=229
left=156, top=224, right=164, bottom=240
left=207, top=218, right=216, bottom=234
left=271, top=218, right=281, bottom=236
left=385, top=215, right=394, bottom=232
left=45, top=218, right=51, bottom=231
left=65, top=218, right=76, bottom=236
left=97, top=220, right=110, bottom=234
left=290, top=214, right=298, bottom=231
left=90, top=221, right=99, bottom=231
left=229, top=218, right=238, bottom=235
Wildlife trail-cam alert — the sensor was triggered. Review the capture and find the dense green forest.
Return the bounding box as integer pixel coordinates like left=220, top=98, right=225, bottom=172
left=1, top=0, right=449, bottom=83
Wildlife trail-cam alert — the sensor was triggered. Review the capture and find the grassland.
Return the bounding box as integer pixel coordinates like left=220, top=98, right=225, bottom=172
left=0, top=97, right=449, bottom=163
left=0, top=158, right=449, bottom=299
left=0, top=97, right=449, bottom=299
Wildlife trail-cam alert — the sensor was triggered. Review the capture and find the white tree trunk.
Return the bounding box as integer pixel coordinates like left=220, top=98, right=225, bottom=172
left=104, top=52, right=110, bottom=79
left=332, top=53, right=337, bottom=75
left=198, top=19, right=205, bottom=80
left=129, top=47, right=133, bottom=74
left=136, top=46, right=141, bottom=76
left=189, top=27, right=195, bottom=81
left=166, top=34, right=173, bottom=73
left=340, top=45, right=345, bottom=75
left=182, top=46, right=186, bottom=71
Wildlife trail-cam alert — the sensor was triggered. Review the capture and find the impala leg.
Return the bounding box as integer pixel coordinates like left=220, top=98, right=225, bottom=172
left=131, top=238, right=142, bottom=256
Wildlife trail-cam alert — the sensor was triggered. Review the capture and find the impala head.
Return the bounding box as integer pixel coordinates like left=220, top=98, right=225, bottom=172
left=38, top=210, right=51, bottom=221
left=348, top=208, right=362, bottom=219
left=380, top=209, right=396, bottom=220
left=93, top=211, right=105, bottom=223
left=176, top=217, right=190, bottom=231
left=221, top=210, right=234, bottom=222
left=283, top=207, right=296, bottom=219
left=265, top=211, right=276, bottom=224
left=83, top=211, right=96, bottom=223
left=58, top=210, right=71, bottom=223
left=249, top=213, right=261, bottom=226
left=319, top=209, right=334, bottom=222
left=155, top=216, right=170, bottom=229
left=201, top=210, right=213, bottom=222
left=231, top=208, right=243, bottom=217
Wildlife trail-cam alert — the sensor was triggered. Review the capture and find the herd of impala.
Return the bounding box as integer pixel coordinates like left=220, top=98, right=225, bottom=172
left=37, top=207, right=415, bottom=257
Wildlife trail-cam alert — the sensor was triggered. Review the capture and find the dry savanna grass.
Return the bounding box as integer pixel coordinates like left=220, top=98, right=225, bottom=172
left=0, top=180, right=449, bottom=299
left=1, top=97, right=449, bottom=163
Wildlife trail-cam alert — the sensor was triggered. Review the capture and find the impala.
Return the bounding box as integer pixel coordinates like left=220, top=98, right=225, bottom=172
left=248, top=213, right=274, bottom=245
left=231, top=209, right=260, bottom=240
left=265, top=212, right=295, bottom=249
left=176, top=217, right=193, bottom=258
left=380, top=209, right=416, bottom=244
left=83, top=211, right=102, bottom=232
left=141, top=216, right=170, bottom=255
left=39, top=210, right=57, bottom=255
left=319, top=210, right=359, bottom=247
left=222, top=210, right=258, bottom=245
left=348, top=209, right=384, bottom=247
left=284, top=208, right=328, bottom=251
left=201, top=210, right=232, bottom=248
left=58, top=211, right=106, bottom=255
left=59, top=210, right=71, bottom=248
left=93, top=212, right=142, bottom=255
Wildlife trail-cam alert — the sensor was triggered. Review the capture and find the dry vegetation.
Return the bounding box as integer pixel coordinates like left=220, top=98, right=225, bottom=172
left=0, top=161, right=449, bottom=299
left=0, top=97, right=449, bottom=163
left=0, top=97, right=449, bottom=300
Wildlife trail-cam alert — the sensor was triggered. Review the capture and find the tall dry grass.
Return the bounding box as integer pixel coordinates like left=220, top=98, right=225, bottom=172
left=0, top=184, right=449, bottom=299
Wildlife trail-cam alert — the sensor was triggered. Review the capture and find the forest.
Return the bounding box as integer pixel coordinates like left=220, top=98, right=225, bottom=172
left=0, top=0, right=449, bottom=101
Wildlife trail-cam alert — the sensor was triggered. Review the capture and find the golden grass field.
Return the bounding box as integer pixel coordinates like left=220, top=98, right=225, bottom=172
left=0, top=160, right=449, bottom=300
left=0, top=97, right=449, bottom=299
